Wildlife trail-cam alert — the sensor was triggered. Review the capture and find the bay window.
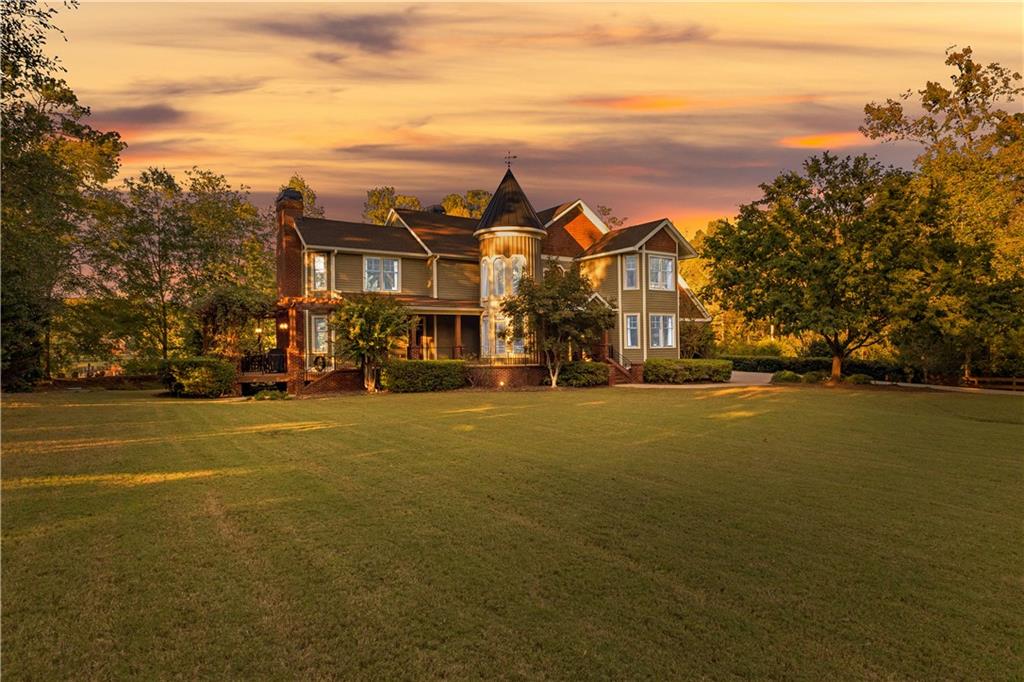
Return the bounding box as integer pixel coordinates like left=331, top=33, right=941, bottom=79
left=495, top=320, right=507, bottom=354
left=492, top=258, right=506, bottom=296
left=649, top=314, right=675, bottom=348
left=481, top=260, right=490, bottom=298
left=648, top=255, right=674, bottom=291
left=364, top=256, right=400, bottom=292
left=511, top=256, right=525, bottom=294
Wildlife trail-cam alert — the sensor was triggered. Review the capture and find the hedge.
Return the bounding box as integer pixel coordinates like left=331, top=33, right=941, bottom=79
left=381, top=360, right=468, bottom=393
left=718, top=355, right=916, bottom=381
left=644, top=359, right=732, bottom=384
left=770, top=370, right=802, bottom=383
left=557, top=361, right=609, bottom=387
left=164, top=357, right=237, bottom=398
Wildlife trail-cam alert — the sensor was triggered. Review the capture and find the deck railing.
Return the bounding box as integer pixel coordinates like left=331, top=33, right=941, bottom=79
left=240, top=350, right=286, bottom=375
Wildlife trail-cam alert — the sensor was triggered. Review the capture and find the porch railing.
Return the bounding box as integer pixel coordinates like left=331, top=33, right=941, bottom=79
left=240, top=350, right=287, bottom=374
left=401, top=345, right=540, bottom=365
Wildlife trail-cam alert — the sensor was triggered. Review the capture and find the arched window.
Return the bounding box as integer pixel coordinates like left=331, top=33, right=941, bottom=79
left=481, top=315, right=490, bottom=355
left=493, top=258, right=506, bottom=297
left=511, top=256, right=525, bottom=294
left=480, top=259, right=490, bottom=299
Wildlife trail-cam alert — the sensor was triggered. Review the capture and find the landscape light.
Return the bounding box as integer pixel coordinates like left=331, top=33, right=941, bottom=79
left=279, top=322, right=288, bottom=330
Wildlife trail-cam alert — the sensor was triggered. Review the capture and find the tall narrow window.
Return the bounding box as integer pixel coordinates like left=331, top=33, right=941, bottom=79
left=648, top=255, right=674, bottom=291
left=649, top=314, right=675, bottom=348
left=481, top=260, right=490, bottom=298
left=513, top=336, right=525, bottom=354
left=511, top=256, right=525, bottom=294
left=481, top=315, right=490, bottom=355
left=312, top=315, right=329, bottom=354
left=624, top=254, right=638, bottom=290
left=495, top=320, right=507, bottom=354
left=365, top=257, right=400, bottom=292
left=625, top=314, right=639, bottom=348
left=493, top=258, right=506, bottom=296
left=312, top=253, right=328, bottom=290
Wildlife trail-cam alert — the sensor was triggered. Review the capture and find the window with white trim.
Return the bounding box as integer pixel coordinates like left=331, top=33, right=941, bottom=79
left=495, top=320, right=507, bottom=354
left=649, top=314, right=675, bottom=348
left=513, top=335, right=525, bottom=354
left=311, top=315, right=330, bottom=354
left=481, top=315, right=490, bottom=355
left=511, top=256, right=525, bottom=294
left=312, top=253, right=328, bottom=290
left=648, top=255, right=674, bottom=291
left=480, top=260, right=490, bottom=298
left=493, top=258, right=506, bottom=297
left=364, top=256, right=399, bottom=292
left=624, top=254, right=638, bottom=290
left=624, top=314, right=640, bottom=348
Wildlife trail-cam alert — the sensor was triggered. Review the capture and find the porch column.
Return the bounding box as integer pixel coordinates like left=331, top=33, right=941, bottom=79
left=286, top=306, right=304, bottom=394
left=454, top=314, right=462, bottom=359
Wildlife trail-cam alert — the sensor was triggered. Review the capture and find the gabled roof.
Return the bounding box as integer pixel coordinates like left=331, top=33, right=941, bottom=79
left=536, top=200, right=576, bottom=226
left=392, top=209, right=479, bottom=258
left=580, top=219, right=666, bottom=257
left=296, top=217, right=427, bottom=254
left=678, top=275, right=712, bottom=321
left=476, top=169, right=544, bottom=232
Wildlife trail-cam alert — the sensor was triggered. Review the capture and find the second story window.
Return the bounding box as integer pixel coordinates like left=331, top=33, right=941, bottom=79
left=481, top=260, right=490, bottom=298
left=648, top=255, right=674, bottom=291
left=624, top=254, right=638, bottom=289
left=493, top=258, right=506, bottom=297
left=364, top=256, right=399, bottom=292
left=511, top=256, right=525, bottom=294
left=312, top=253, right=328, bottom=290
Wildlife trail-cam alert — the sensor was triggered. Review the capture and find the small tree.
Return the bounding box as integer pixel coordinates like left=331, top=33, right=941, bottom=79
left=501, top=263, right=615, bottom=388
left=703, top=153, right=935, bottom=382
left=330, top=294, right=413, bottom=392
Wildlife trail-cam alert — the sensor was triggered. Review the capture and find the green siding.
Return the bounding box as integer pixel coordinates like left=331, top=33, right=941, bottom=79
left=334, top=253, right=362, bottom=292
left=438, top=259, right=479, bottom=300
left=402, top=258, right=430, bottom=296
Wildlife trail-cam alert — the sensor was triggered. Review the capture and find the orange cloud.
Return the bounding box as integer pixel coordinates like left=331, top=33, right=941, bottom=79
left=570, top=94, right=818, bottom=112
left=778, top=131, right=869, bottom=149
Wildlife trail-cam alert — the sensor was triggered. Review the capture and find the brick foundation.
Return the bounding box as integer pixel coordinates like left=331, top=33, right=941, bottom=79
left=300, top=368, right=363, bottom=395
left=467, top=365, right=546, bottom=388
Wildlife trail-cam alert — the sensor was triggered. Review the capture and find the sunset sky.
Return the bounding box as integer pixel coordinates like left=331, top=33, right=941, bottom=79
left=57, top=2, right=1022, bottom=233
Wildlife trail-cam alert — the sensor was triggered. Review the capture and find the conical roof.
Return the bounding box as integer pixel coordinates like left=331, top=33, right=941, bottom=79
left=476, top=169, right=544, bottom=231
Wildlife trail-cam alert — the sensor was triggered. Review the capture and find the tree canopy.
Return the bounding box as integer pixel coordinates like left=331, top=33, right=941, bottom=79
left=703, top=153, right=936, bottom=381
left=362, top=186, right=422, bottom=224
left=330, top=294, right=413, bottom=391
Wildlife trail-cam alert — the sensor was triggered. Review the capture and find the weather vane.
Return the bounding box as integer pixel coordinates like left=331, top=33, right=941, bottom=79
left=504, top=151, right=517, bottom=169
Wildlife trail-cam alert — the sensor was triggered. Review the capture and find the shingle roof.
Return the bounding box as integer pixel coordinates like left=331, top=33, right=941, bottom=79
left=394, top=209, right=479, bottom=258
left=535, top=200, right=575, bottom=226
left=679, top=286, right=712, bottom=321
left=580, top=219, right=666, bottom=257
left=477, top=169, right=544, bottom=231
left=296, top=217, right=426, bottom=254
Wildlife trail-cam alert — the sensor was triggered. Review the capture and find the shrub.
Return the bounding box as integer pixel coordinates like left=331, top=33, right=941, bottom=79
left=802, top=370, right=829, bottom=384
left=751, top=340, right=783, bottom=356
left=252, top=389, right=289, bottom=400
left=164, top=357, right=237, bottom=397
left=558, top=361, right=609, bottom=387
left=718, top=355, right=915, bottom=382
left=644, top=359, right=732, bottom=384
left=771, top=370, right=803, bottom=383
left=121, top=357, right=168, bottom=376
left=844, top=373, right=874, bottom=385
left=381, top=360, right=467, bottom=393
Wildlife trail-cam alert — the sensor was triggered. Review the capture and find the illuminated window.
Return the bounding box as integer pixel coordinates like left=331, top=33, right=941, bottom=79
left=365, top=257, right=399, bottom=292
left=495, top=320, right=506, bottom=354
left=493, top=258, right=505, bottom=296
left=624, top=254, right=638, bottom=290
left=312, top=253, right=328, bottom=290
left=312, top=315, right=330, bottom=354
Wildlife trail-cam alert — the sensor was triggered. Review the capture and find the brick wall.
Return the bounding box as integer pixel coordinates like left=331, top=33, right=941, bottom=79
left=467, top=365, right=546, bottom=388
left=277, top=198, right=303, bottom=298
left=300, top=368, right=363, bottom=395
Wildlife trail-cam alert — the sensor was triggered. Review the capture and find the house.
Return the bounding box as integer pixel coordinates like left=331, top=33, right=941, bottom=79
left=256, top=168, right=710, bottom=393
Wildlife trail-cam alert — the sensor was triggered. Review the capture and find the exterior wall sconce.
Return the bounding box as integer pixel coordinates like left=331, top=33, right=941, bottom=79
left=278, top=322, right=289, bottom=330
left=254, top=326, right=263, bottom=334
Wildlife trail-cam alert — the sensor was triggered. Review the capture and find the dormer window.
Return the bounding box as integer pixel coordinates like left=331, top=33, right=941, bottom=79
left=312, top=253, right=328, bottom=291
left=364, top=256, right=400, bottom=292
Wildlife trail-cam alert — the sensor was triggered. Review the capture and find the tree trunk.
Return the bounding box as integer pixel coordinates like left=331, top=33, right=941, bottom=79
left=363, top=362, right=376, bottom=392
left=830, top=354, right=843, bottom=383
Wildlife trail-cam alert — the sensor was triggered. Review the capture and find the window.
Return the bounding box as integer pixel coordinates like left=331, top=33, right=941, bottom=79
left=312, top=253, right=328, bottom=290
left=648, top=255, right=674, bottom=291
left=481, top=315, right=490, bottom=355
left=480, top=260, right=490, bottom=298
left=649, top=314, right=675, bottom=348
left=513, top=335, right=525, bottom=354
left=492, top=258, right=506, bottom=296
left=625, top=314, right=639, bottom=348
left=624, top=254, right=638, bottom=290
left=495, top=320, right=507, bottom=354
left=364, top=256, right=399, bottom=292
left=511, top=256, right=525, bottom=294
left=311, top=315, right=329, bottom=354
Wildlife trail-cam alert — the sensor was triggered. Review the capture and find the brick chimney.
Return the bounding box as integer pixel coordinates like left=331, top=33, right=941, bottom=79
left=275, top=188, right=304, bottom=299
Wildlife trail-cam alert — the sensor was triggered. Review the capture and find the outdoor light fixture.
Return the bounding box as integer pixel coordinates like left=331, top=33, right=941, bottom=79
left=254, top=326, right=263, bottom=334
left=279, top=322, right=289, bottom=330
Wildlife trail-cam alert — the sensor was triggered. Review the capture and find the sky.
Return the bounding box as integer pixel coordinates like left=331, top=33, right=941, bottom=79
left=55, top=2, right=1022, bottom=233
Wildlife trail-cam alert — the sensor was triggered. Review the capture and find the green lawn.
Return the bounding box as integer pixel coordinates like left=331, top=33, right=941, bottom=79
left=2, top=386, right=1021, bottom=679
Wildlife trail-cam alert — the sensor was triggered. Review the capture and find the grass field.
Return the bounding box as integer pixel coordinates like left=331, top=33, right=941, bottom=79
left=2, top=385, right=1021, bottom=679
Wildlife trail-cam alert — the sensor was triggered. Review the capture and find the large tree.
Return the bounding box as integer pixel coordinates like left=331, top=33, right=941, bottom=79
left=703, top=153, right=936, bottom=382
left=862, top=46, right=1024, bottom=377
left=330, top=294, right=413, bottom=391
left=362, top=186, right=422, bottom=224
left=501, top=263, right=615, bottom=388
left=1, top=0, right=123, bottom=388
